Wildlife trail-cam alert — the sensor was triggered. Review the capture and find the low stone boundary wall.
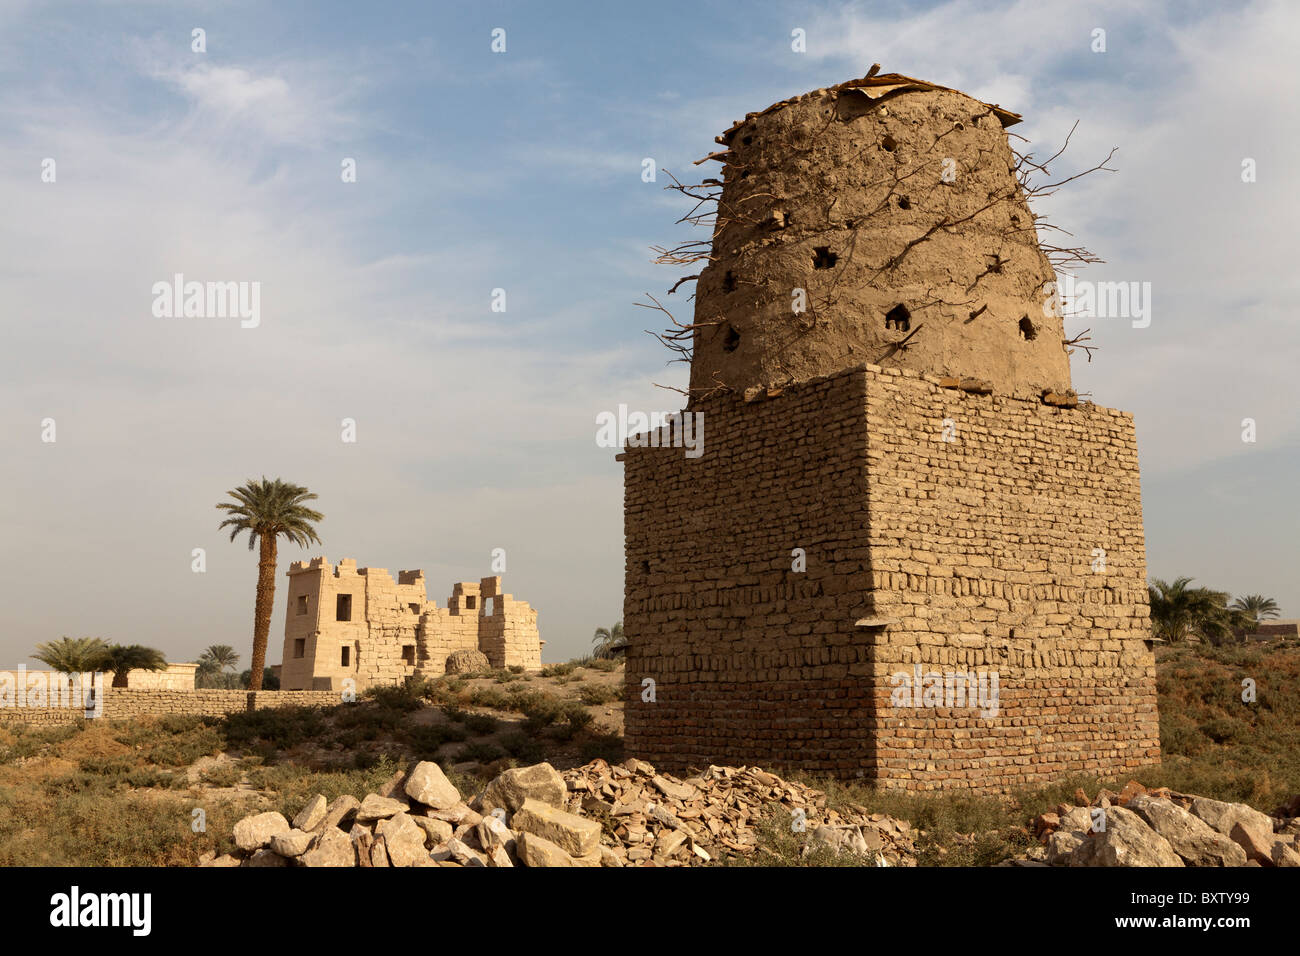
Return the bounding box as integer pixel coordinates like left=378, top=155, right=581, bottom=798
left=0, top=689, right=341, bottom=725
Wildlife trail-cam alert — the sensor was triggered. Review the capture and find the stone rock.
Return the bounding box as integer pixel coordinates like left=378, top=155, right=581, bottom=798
left=371, top=837, right=390, bottom=867
left=446, top=837, right=487, bottom=867
left=1230, top=821, right=1275, bottom=864
left=481, top=763, right=567, bottom=814
left=652, top=775, right=699, bottom=803
left=445, top=649, right=490, bottom=674
left=376, top=769, right=409, bottom=799
left=1127, top=794, right=1247, bottom=867
left=600, top=845, right=624, bottom=867
left=1117, top=780, right=1147, bottom=805
left=426, top=802, right=481, bottom=825
left=233, top=811, right=291, bottom=852
left=1070, top=806, right=1184, bottom=867
left=511, top=798, right=602, bottom=858
left=300, top=827, right=358, bottom=867
left=476, top=814, right=517, bottom=854
left=293, top=794, right=328, bottom=832
left=516, top=831, right=575, bottom=867
left=1046, top=829, right=1084, bottom=865
left=404, top=761, right=461, bottom=810
left=351, top=823, right=374, bottom=867
left=269, top=828, right=315, bottom=858
left=246, top=848, right=289, bottom=867
left=315, top=794, right=360, bottom=832
left=487, top=845, right=514, bottom=868
left=201, top=853, right=241, bottom=868
left=1271, top=839, right=1300, bottom=867
left=1190, top=797, right=1275, bottom=841
left=415, top=816, right=454, bottom=846
left=356, top=793, right=409, bottom=823
left=377, top=812, right=429, bottom=868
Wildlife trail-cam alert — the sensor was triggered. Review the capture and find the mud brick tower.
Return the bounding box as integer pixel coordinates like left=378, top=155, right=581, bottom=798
left=621, top=73, right=1159, bottom=793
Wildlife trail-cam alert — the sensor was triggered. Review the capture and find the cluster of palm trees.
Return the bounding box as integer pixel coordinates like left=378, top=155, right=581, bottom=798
left=1148, top=578, right=1281, bottom=645
left=31, top=637, right=167, bottom=688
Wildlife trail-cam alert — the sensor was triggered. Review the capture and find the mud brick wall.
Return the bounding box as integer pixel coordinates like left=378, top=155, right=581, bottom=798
left=863, top=366, right=1159, bottom=791
left=623, top=370, right=877, bottom=777
left=623, top=364, right=1159, bottom=793
left=0, top=689, right=341, bottom=725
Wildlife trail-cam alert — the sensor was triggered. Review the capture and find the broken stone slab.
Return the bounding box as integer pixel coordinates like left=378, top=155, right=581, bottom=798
left=314, top=794, right=361, bottom=833
left=1189, top=797, right=1275, bottom=841
left=377, top=812, right=429, bottom=868
left=1070, top=806, right=1184, bottom=867
left=233, top=811, right=291, bottom=852
left=516, top=831, right=575, bottom=867
left=405, top=761, right=461, bottom=810
left=476, top=814, right=517, bottom=855
left=1229, top=821, right=1275, bottom=865
left=414, top=816, right=454, bottom=846
left=371, top=837, right=391, bottom=867
left=293, top=794, right=328, bottom=832
left=511, top=798, right=602, bottom=858
left=480, top=763, right=567, bottom=814
left=1127, top=794, right=1247, bottom=867
left=300, top=827, right=358, bottom=867
left=652, top=775, right=699, bottom=803
left=356, top=793, right=410, bottom=823
left=1271, top=839, right=1300, bottom=867
left=446, top=837, right=487, bottom=867
left=268, top=828, right=315, bottom=859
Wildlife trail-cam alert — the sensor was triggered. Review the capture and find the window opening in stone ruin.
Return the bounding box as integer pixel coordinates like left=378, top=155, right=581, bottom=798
left=293, top=639, right=305, bottom=659
left=296, top=595, right=308, bottom=615
left=408, top=603, right=420, bottom=614
left=722, top=325, right=741, bottom=352
left=336, top=593, right=352, bottom=621
left=880, top=134, right=898, bottom=152
left=722, top=270, right=736, bottom=293
left=897, top=195, right=911, bottom=210
left=341, top=646, right=350, bottom=667
left=402, top=645, right=415, bottom=665
left=812, top=247, right=837, bottom=269
left=483, top=596, right=494, bottom=615
left=742, top=134, right=753, bottom=146
left=1019, top=316, right=1037, bottom=340
left=885, top=304, right=911, bottom=332
left=466, top=595, right=477, bottom=609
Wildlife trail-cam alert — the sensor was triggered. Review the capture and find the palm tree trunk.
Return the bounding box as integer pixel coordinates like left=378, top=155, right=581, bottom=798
left=248, top=533, right=278, bottom=691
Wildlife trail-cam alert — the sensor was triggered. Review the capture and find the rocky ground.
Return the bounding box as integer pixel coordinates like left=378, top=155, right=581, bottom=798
left=209, top=759, right=1299, bottom=868
left=206, top=758, right=918, bottom=867
left=1025, top=780, right=1300, bottom=867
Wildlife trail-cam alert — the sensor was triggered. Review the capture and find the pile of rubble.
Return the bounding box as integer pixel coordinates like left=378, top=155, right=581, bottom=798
left=202, top=758, right=915, bottom=867
left=1033, top=781, right=1300, bottom=867
left=560, top=758, right=914, bottom=866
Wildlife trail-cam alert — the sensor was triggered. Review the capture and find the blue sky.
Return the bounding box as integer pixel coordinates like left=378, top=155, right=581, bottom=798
left=1, top=0, right=1297, bottom=667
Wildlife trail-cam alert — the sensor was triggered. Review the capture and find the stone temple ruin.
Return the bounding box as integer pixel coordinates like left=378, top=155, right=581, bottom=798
left=279, top=558, right=542, bottom=691
left=621, top=72, right=1159, bottom=793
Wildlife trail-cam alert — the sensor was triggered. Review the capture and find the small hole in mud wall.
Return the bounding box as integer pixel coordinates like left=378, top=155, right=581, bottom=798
left=1019, top=316, right=1037, bottom=340
left=722, top=325, right=741, bottom=352
left=884, top=304, right=911, bottom=332
left=880, top=134, right=898, bottom=152
left=722, top=270, right=736, bottom=292
left=897, top=195, right=911, bottom=210
left=742, top=135, right=753, bottom=146
left=812, top=247, right=838, bottom=269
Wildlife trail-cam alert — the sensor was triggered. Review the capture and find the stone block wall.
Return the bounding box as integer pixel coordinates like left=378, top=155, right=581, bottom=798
left=622, top=364, right=1159, bottom=793
left=0, top=689, right=340, bottom=725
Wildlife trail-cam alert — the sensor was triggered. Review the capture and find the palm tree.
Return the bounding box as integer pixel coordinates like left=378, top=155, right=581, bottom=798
left=95, top=644, right=167, bottom=688
left=1149, top=578, right=1251, bottom=646
left=217, top=478, right=323, bottom=691
left=32, top=637, right=109, bottom=690
left=592, top=622, right=626, bottom=659
left=1230, top=594, right=1280, bottom=624
left=199, top=644, right=239, bottom=672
